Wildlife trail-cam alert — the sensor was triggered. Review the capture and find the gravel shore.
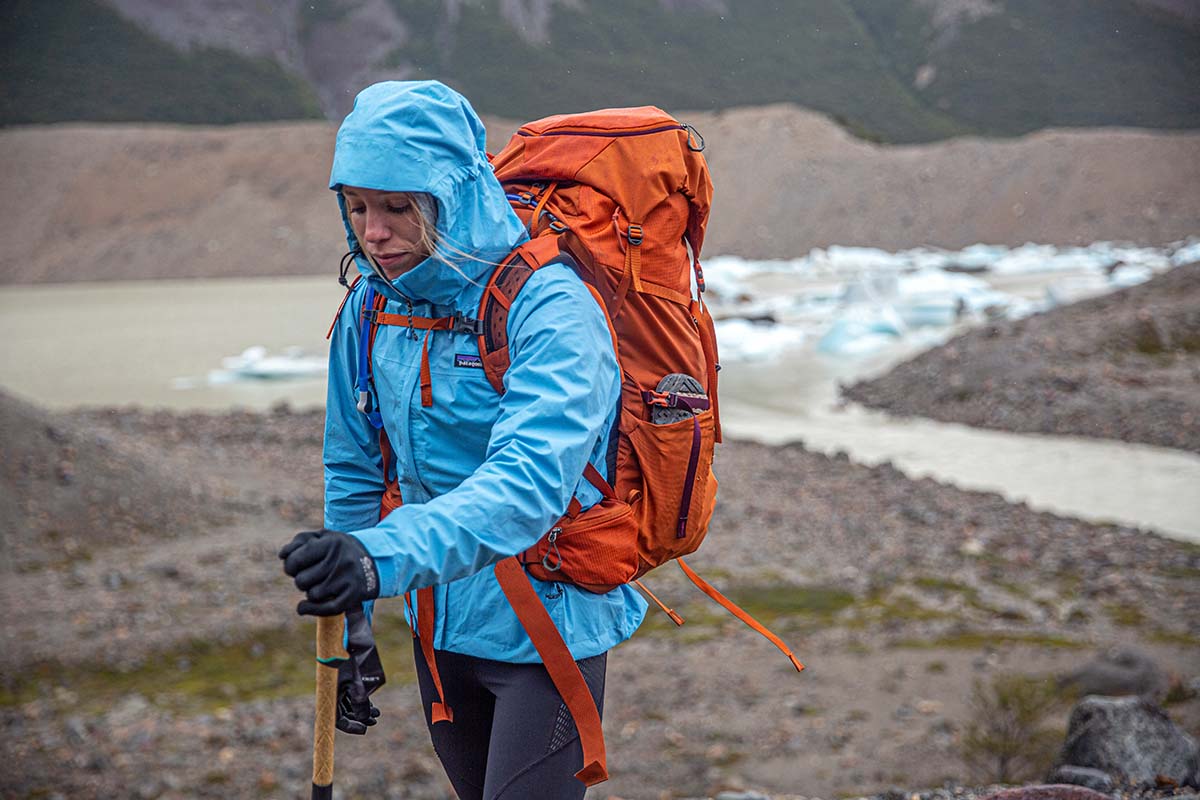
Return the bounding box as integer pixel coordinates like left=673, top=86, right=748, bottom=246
left=1, top=396, right=1197, bottom=799
left=842, top=263, right=1200, bottom=454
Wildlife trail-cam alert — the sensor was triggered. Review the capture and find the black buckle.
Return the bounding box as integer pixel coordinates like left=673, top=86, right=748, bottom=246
left=451, top=312, right=485, bottom=335
left=627, top=224, right=644, bottom=246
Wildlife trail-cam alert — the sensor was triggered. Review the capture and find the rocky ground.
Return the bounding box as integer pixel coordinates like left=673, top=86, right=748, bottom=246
left=843, top=263, right=1200, bottom=454
left=0, top=393, right=1197, bottom=799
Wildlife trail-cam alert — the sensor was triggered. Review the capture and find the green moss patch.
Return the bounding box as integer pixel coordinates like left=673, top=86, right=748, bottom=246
left=1105, top=603, right=1147, bottom=627
left=893, top=631, right=1084, bottom=650
left=0, top=619, right=417, bottom=715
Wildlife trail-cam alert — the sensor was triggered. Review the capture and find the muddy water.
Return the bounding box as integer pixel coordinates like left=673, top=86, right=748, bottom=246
left=2, top=276, right=1197, bottom=542
left=0, top=277, right=340, bottom=411
left=720, top=355, right=1200, bottom=542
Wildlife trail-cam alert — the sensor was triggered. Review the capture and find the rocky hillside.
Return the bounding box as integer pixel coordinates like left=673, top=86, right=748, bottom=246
left=1, top=108, right=1197, bottom=284
left=3, top=0, right=1198, bottom=143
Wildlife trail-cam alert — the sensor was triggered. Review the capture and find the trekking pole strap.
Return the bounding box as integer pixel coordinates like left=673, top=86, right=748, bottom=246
left=494, top=557, right=608, bottom=786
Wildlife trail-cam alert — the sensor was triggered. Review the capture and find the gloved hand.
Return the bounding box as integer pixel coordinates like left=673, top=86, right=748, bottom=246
left=337, top=609, right=386, bottom=735
left=278, top=529, right=381, bottom=616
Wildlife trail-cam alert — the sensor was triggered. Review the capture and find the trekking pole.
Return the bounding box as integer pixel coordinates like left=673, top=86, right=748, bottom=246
left=312, top=614, right=347, bottom=800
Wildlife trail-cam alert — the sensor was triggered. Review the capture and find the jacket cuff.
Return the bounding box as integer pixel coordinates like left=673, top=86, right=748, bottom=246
left=350, top=532, right=398, bottom=598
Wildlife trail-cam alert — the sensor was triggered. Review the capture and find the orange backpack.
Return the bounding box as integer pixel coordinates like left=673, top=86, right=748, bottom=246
left=353, top=107, right=803, bottom=786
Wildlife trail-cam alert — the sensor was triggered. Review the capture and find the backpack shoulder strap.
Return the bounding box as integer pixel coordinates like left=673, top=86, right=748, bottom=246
left=494, top=557, right=608, bottom=786
left=477, top=235, right=564, bottom=394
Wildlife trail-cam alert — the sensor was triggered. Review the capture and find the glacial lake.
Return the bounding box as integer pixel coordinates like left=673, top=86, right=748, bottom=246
left=1, top=275, right=1197, bottom=542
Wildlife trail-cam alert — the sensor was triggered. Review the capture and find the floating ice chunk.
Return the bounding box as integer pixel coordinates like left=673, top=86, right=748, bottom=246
left=1171, top=239, right=1200, bottom=266
left=221, top=345, right=268, bottom=370
left=1089, top=242, right=1173, bottom=272
left=817, top=305, right=906, bottom=356
left=700, top=255, right=802, bottom=301
left=895, top=297, right=960, bottom=328
left=842, top=271, right=900, bottom=304
left=216, top=345, right=326, bottom=381
left=823, top=245, right=907, bottom=272
left=1109, top=264, right=1154, bottom=288
left=892, top=269, right=1011, bottom=326
left=949, top=243, right=1012, bottom=271
left=899, top=247, right=957, bottom=272
left=992, top=243, right=1115, bottom=275
left=818, top=320, right=899, bottom=356
left=714, top=318, right=806, bottom=362
left=1045, top=274, right=1111, bottom=306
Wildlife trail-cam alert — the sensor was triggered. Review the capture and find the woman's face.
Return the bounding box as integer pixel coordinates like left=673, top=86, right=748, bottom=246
left=343, top=187, right=432, bottom=279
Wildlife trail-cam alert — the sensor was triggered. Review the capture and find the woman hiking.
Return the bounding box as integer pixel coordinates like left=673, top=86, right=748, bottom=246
left=278, top=80, right=646, bottom=799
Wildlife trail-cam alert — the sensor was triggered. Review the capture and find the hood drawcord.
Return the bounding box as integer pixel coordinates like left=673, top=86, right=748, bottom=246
left=338, top=248, right=362, bottom=288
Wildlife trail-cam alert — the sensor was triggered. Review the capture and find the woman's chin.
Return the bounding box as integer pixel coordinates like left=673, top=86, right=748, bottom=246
left=381, top=264, right=413, bottom=280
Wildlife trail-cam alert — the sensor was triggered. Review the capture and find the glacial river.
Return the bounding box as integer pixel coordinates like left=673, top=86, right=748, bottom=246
left=1, top=275, right=1197, bottom=542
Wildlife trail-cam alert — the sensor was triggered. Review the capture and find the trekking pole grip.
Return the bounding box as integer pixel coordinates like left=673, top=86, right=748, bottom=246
left=312, top=614, right=346, bottom=800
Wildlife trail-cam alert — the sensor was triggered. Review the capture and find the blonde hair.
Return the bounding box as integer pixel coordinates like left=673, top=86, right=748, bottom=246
left=353, top=190, right=512, bottom=288
left=410, top=192, right=517, bottom=287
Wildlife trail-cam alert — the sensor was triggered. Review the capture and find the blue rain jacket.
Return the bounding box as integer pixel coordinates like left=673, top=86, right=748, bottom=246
left=325, top=81, right=646, bottom=662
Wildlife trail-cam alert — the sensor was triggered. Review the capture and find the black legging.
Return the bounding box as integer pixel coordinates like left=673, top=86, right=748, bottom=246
left=412, top=641, right=607, bottom=800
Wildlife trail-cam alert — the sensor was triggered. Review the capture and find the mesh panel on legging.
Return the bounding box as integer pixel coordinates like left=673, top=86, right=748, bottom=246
left=546, top=653, right=607, bottom=753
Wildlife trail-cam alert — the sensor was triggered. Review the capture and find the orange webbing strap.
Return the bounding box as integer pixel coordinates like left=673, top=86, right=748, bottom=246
left=610, top=260, right=633, bottom=320
left=582, top=463, right=616, bottom=499
left=638, top=281, right=693, bottom=307
left=370, top=312, right=455, bottom=329
left=378, top=429, right=404, bottom=513
left=417, top=585, right=454, bottom=723
left=369, top=312, right=457, bottom=408
left=327, top=274, right=363, bottom=340
left=494, top=557, right=608, bottom=786
left=529, top=182, right=559, bottom=235
left=677, top=558, right=805, bottom=673
left=633, top=579, right=685, bottom=626
left=419, top=330, right=435, bottom=407
left=626, top=224, right=644, bottom=294
left=608, top=222, right=644, bottom=320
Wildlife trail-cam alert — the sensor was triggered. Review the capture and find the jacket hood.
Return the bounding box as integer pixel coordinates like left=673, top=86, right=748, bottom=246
left=330, top=80, right=527, bottom=306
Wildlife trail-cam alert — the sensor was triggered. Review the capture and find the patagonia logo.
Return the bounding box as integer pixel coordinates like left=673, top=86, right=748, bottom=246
left=454, top=354, right=483, bottom=369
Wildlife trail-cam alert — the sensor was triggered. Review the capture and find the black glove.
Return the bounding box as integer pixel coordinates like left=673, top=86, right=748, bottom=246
left=337, top=609, right=386, bottom=735
left=278, top=529, right=381, bottom=616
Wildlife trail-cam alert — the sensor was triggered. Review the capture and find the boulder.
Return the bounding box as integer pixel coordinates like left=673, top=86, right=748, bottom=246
left=1059, top=647, right=1168, bottom=699
left=1055, top=696, right=1199, bottom=787
left=1044, top=765, right=1114, bottom=793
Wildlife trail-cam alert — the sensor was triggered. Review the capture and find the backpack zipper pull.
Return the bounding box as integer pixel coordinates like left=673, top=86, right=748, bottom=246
left=541, top=527, right=563, bottom=573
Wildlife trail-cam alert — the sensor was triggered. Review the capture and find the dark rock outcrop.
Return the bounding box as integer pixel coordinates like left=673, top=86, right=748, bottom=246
left=1044, top=766, right=1114, bottom=793
left=1054, top=695, right=1200, bottom=788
